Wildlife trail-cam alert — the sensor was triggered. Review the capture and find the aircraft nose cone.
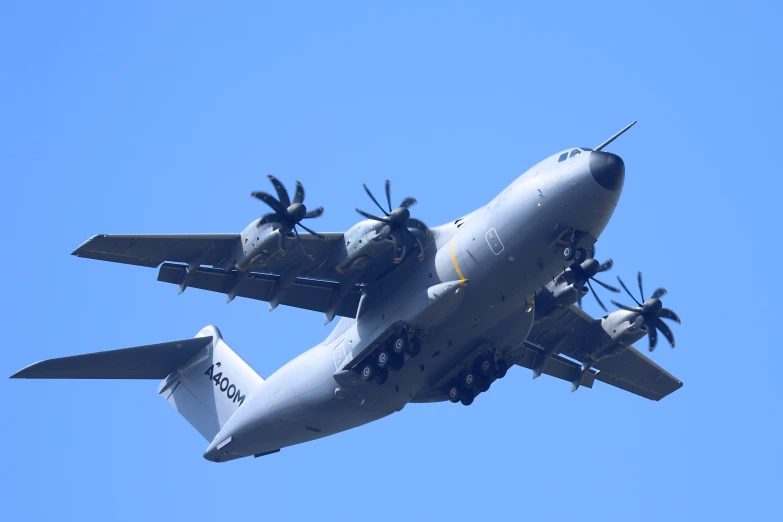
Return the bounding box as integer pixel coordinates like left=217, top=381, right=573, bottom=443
left=589, top=152, right=625, bottom=191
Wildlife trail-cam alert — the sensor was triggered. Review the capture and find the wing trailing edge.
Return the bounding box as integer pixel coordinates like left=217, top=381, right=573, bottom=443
left=157, top=263, right=362, bottom=318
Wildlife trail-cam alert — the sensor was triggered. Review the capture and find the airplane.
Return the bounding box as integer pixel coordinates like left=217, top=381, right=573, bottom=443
left=12, top=121, right=682, bottom=463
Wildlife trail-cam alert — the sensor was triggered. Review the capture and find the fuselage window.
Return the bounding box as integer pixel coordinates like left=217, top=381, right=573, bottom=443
left=569, top=149, right=581, bottom=158
left=558, top=152, right=568, bottom=162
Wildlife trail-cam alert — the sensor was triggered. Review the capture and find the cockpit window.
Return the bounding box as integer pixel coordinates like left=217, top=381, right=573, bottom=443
left=569, top=149, right=581, bottom=158
left=580, top=148, right=593, bottom=151
left=558, top=152, right=568, bottom=162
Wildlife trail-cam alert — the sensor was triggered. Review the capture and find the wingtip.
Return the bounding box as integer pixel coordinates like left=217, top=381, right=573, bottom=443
left=71, top=234, right=103, bottom=256
left=10, top=361, right=42, bottom=379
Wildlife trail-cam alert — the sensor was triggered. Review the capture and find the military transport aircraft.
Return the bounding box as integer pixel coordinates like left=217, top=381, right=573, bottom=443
left=12, top=121, right=682, bottom=463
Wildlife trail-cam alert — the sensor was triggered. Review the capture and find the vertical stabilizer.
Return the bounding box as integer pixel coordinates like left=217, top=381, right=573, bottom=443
left=157, top=326, right=264, bottom=441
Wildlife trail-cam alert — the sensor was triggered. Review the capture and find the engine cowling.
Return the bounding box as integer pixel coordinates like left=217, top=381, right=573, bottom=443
left=535, top=280, right=584, bottom=317
left=601, top=309, right=647, bottom=346
left=333, top=220, right=393, bottom=274
left=233, top=220, right=284, bottom=271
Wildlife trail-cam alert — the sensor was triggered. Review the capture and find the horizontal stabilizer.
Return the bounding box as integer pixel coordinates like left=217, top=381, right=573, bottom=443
left=11, top=337, right=212, bottom=379
left=158, top=263, right=362, bottom=318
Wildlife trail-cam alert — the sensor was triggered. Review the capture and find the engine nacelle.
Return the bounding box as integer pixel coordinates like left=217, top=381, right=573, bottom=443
left=535, top=279, right=585, bottom=317
left=231, top=220, right=285, bottom=271
left=601, top=309, right=647, bottom=346
left=332, top=220, right=391, bottom=273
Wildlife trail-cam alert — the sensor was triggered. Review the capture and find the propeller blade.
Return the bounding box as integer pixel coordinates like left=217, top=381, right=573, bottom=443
left=252, top=192, right=287, bottom=215
left=647, top=324, right=658, bottom=351
left=590, top=277, right=620, bottom=293
left=402, top=228, right=426, bottom=261
left=385, top=180, right=393, bottom=213
left=293, top=181, right=305, bottom=205
left=654, top=318, right=675, bottom=348
left=293, top=227, right=315, bottom=260
left=372, top=224, right=392, bottom=242
left=415, top=235, right=425, bottom=261
left=297, top=223, right=325, bottom=240
left=617, top=276, right=642, bottom=306
left=611, top=300, right=640, bottom=313
left=637, top=271, right=645, bottom=302
left=391, top=232, right=406, bottom=264
left=257, top=213, right=280, bottom=227
left=267, top=175, right=291, bottom=208
left=400, top=197, right=417, bottom=208
left=363, top=184, right=389, bottom=216
left=304, top=206, right=324, bottom=219
left=356, top=209, right=389, bottom=222
left=658, top=308, right=681, bottom=324
left=625, top=314, right=645, bottom=333
left=598, top=259, right=613, bottom=272
left=406, top=218, right=431, bottom=235
left=587, top=279, right=608, bottom=313
left=652, top=288, right=668, bottom=299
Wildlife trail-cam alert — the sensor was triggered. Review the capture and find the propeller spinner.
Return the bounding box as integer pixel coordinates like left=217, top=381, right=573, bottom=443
left=612, top=272, right=681, bottom=351
left=356, top=180, right=431, bottom=264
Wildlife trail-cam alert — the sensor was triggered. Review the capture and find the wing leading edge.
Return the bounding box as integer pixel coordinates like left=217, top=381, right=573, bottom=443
left=72, top=234, right=242, bottom=268
left=11, top=337, right=212, bottom=379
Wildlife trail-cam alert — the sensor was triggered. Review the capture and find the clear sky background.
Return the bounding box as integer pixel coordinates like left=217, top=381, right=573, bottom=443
left=1, top=2, right=780, bottom=520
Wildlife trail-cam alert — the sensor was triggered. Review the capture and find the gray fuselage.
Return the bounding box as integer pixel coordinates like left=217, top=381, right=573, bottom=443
left=204, top=148, right=623, bottom=461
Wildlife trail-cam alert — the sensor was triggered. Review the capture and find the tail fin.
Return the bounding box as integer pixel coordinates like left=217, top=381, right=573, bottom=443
left=157, top=326, right=264, bottom=441
left=12, top=325, right=264, bottom=443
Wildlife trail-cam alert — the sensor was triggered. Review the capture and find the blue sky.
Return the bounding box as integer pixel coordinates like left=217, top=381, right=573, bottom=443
left=1, top=1, right=780, bottom=520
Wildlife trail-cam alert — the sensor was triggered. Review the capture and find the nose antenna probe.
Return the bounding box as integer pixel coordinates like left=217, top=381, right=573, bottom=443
left=594, top=121, right=637, bottom=152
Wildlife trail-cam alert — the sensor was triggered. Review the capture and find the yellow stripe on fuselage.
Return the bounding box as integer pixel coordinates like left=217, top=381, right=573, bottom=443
left=450, top=236, right=468, bottom=286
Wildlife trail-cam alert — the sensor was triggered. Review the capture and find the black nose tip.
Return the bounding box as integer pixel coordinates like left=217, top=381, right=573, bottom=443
left=589, top=151, right=625, bottom=190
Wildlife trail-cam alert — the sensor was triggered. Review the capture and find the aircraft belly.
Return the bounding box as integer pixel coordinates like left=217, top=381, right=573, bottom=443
left=412, top=217, right=582, bottom=400
left=208, top=338, right=399, bottom=457
left=228, top=380, right=391, bottom=456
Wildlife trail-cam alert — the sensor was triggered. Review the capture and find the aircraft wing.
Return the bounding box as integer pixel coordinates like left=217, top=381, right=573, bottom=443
left=72, top=234, right=243, bottom=268
left=73, top=232, right=344, bottom=275
left=73, top=232, right=361, bottom=317
left=525, top=304, right=682, bottom=401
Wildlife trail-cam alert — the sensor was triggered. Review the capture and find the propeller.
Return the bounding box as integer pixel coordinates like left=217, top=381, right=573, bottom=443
left=251, top=175, right=325, bottom=257
left=356, top=180, right=431, bottom=264
left=559, top=248, right=619, bottom=312
left=611, top=272, right=681, bottom=352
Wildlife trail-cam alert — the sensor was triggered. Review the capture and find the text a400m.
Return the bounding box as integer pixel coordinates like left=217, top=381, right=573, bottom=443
left=204, top=362, right=246, bottom=406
